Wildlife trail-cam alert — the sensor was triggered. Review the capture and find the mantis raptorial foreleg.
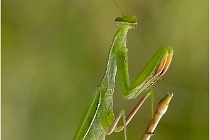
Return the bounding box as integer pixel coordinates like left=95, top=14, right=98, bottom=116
left=72, top=2, right=174, bottom=140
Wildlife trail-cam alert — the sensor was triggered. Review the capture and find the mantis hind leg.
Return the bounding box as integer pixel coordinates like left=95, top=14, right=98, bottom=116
left=107, top=90, right=153, bottom=138
left=107, top=110, right=127, bottom=140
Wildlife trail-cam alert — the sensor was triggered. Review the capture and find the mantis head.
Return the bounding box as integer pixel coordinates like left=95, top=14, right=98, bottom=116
left=115, top=16, right=137, bottom=29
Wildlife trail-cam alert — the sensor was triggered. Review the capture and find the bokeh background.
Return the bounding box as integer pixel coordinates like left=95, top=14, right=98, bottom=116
left=2, top=0, right=208, bottom=139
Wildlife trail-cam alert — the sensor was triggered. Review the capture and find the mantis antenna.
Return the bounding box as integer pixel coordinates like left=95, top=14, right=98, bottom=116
left=127, top=0, right=136, bottom=14
left=113, top=0, right=136, bottom=15
left=113, top=0, right=124, bottom=16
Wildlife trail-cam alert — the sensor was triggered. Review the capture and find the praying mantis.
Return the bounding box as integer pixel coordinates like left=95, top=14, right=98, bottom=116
left=72, top=1, right=173, bottom=140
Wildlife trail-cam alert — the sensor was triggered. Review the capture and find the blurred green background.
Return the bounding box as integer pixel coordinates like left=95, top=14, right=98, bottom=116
left=2, top=0, right=208, bottom=139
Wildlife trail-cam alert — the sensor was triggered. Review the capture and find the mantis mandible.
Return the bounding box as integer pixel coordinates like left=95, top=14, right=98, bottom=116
left=73, top=1, right=173, bottom=139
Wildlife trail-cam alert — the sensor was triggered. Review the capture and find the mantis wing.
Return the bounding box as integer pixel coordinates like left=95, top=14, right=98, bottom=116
left=73, top=90, right=101, bottom=140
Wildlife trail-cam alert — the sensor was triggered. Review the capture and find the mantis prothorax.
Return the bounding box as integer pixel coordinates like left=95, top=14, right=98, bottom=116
left=72, top=3, right=173, bottom=140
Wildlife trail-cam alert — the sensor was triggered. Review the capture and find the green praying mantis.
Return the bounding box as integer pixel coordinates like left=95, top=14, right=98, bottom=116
left=73, top=1, right=173, bottom=140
